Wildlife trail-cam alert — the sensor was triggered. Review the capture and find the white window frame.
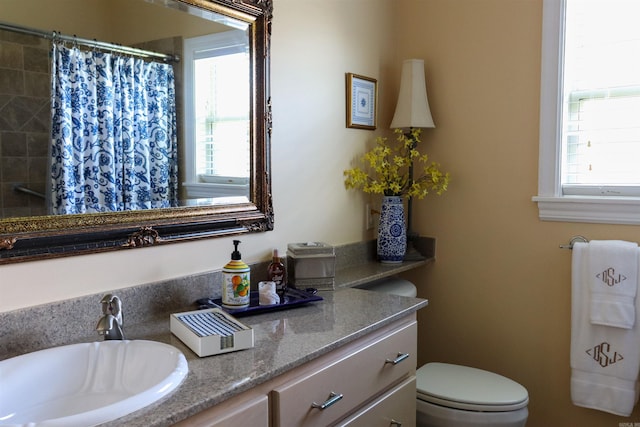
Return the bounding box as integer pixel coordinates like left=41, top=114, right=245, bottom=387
left=182, top=30, right=250, bottom=199
left=532, top=0, right=640, bottom=225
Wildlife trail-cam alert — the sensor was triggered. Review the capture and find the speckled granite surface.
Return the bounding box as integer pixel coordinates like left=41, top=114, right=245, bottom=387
left=0, top=239, right=433, bottom=426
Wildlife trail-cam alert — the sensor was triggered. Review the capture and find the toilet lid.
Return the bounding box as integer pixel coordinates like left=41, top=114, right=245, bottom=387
left=416, top=362, right=529, bottom=412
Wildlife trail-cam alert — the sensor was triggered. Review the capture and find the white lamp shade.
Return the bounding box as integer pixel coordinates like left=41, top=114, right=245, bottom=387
left=390, top=59, right=435, bottom=129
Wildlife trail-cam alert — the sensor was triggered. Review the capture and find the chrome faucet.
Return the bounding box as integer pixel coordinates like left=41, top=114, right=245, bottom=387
left=96, top=294, right=125, bottom=340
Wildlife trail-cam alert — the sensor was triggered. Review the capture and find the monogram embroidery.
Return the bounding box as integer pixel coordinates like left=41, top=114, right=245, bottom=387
left=586, top=342, right=624, bottom=368
left=596, top=267, right=627, bottom=287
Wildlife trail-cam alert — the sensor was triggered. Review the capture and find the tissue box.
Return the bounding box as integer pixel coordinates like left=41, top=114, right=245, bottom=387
left=287, top=242, right=336, bottom=290
left=170, top=308, right=254, bottom=357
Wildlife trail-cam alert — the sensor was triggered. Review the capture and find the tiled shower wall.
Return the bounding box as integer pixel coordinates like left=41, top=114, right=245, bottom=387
left=0, top=30, right=50, bottom=219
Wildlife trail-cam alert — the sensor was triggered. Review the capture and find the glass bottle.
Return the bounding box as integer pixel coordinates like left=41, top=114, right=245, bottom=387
left=267, top=249, right=287, bottom=299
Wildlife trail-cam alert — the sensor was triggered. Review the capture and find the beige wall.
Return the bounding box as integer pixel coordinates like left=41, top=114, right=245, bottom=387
left=398, top=0, right=640, bottom=425
left=2, top=0, right=640, bottom=425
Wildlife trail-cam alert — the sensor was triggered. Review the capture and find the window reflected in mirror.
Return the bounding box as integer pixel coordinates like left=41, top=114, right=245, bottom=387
left=183, top=29, right=250, bottom=202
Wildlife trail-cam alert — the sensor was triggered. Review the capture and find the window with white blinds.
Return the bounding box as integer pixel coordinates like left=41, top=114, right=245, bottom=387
left=183, top=30, right=250, bottom=186
left=534, top=0, right=640, bottom=224
left=193, top=51, right=250, bottom=179
left=561, top=0, right=640, bottom=196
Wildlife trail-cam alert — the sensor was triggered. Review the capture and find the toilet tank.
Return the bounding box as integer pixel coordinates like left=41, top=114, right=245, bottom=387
left=356, top=277, right=417, bottom=297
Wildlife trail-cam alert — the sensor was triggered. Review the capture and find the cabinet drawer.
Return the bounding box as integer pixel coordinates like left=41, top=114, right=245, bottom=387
left=337, top=376, right=416, bottom=427
left=272, top=320, right=416, bottom=427
left=174, top=392, right=268, bottom=427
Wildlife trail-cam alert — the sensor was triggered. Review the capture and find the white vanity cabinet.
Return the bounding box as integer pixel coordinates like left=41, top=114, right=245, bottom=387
left=176, top=314, right=417, bottom=427
left=272, top=316, right=417, bottom=427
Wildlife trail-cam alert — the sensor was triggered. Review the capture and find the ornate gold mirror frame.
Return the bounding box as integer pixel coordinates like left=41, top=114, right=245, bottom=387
left=0, top=0, right=273, bottom=264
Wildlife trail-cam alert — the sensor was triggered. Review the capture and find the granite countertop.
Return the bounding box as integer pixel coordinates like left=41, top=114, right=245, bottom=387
left=111, top=287, right=428, bottom=426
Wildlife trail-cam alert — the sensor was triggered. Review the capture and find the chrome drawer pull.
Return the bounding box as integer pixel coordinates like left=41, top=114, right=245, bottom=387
left=311, top=391, right=343, bottom=410
left=390, top=419, right=403, bottom=427
left=385, top=352, right=409, bottom=365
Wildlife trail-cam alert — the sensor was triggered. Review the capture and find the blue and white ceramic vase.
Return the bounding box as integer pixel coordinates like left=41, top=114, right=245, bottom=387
left=377, top=196, right=406, bottom=263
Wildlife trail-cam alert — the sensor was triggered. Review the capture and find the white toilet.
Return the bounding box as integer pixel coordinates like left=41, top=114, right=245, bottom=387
left=358, top=278, right=529, bottom=427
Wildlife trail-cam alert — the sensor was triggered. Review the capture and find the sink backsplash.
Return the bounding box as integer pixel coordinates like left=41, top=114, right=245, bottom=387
left=0, top=267, right=227, bottom=360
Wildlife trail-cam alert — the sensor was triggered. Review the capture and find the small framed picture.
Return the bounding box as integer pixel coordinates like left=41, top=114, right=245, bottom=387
left=346, top=73, right=377, bottom=130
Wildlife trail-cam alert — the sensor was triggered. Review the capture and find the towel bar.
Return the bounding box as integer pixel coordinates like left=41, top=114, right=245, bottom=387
left=560, top=235, right=589, bottom=250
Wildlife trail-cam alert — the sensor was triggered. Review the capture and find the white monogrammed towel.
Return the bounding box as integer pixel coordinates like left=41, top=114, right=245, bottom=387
left=571, top=242, right=640, bottom=416
left=588, top=240, right=638, bottom=329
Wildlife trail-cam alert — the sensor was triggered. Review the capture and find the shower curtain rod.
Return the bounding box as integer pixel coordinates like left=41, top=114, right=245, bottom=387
left=0, top=20, right=179, bottom=63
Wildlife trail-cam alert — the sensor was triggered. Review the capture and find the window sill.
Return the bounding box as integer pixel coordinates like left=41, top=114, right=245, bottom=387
left=183, top=182, right=249, bottom=198
left=532, top=195, right=640, bottom=225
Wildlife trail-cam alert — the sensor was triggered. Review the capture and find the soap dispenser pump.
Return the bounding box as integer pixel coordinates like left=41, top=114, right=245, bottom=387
left=222, top=240, right=251, bottom=308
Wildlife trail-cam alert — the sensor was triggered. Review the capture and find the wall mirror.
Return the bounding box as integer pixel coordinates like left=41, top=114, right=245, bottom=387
left=0, top=0, right=273, bottom=263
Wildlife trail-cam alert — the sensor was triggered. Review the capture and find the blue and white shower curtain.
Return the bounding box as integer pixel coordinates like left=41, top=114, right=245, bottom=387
left=50, top=43, right=178, bottom=214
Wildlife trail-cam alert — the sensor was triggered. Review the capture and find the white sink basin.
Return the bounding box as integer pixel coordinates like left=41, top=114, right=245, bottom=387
left=0, top=340, right=188, bottom=427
